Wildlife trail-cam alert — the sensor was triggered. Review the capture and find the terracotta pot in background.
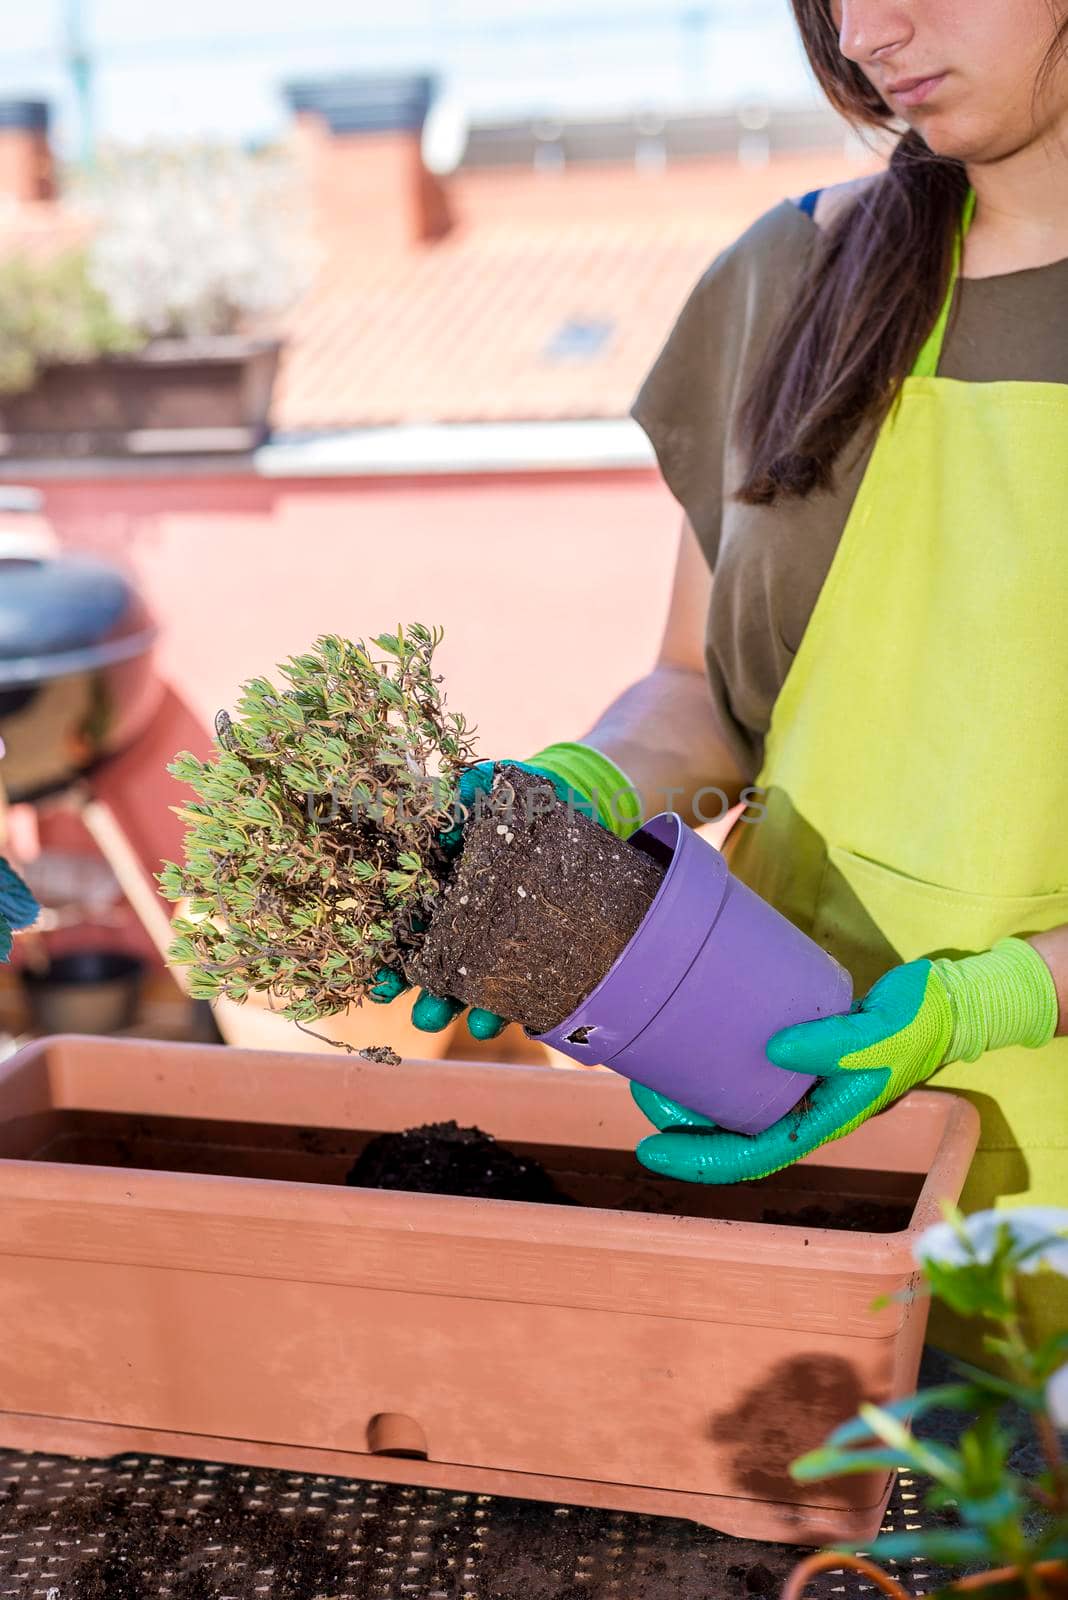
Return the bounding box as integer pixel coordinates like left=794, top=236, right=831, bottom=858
left=0, top=1037, right=978, bottom=1545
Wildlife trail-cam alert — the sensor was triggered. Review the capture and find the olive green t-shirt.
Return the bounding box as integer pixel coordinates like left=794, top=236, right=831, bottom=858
left=631, top=198, right=1068, bottom=781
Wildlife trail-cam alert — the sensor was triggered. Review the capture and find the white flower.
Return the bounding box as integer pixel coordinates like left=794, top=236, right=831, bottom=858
left=1049, top=1365, right=1068, bottom=1430
left=915, top=1208, right=1068, bottom=1276
left=81, top=143, right=318, bottom=341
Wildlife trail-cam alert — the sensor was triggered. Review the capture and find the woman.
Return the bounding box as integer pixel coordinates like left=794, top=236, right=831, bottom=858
left=382, top=0, right=1068, bottom=1354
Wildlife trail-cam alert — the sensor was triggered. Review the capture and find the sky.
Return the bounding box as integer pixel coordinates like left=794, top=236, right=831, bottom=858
left=0, top=1, right=821, bottom=158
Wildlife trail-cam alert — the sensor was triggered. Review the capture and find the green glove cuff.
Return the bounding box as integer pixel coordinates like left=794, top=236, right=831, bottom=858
left=933, top=937, right=1060, bottom=1065
left=526, top=741, right=642, bottom=840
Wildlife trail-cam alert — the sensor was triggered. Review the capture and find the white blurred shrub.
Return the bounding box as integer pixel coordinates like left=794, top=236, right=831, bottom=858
left=82, top=142, right=318, bottom=341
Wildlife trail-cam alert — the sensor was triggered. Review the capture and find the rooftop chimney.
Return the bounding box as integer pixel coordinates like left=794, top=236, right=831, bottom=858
left=283, top=74, right=453, bottom=251
left=0, top=100, right=55, bottom=207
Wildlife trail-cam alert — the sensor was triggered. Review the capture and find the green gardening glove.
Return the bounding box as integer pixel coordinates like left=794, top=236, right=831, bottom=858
left=370, top=745, right=642, bottom=1040
left=634, top=937, right=1059, bottom=1185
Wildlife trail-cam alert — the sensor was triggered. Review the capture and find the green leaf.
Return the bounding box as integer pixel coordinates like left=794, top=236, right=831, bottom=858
left=855, top=1405, right=963, bottom=1486
left=282, top=765, right=320, bottom=791
left=866, top=1528, right=994, bottom=1565
left=1030, top=1327, right=1068, bottom=1380
left=188, top=972, right=222, bottom=999
left=810, top=1386, right=978, bottom=1452
left=789, top=1447, right=913, bottom=1483
left=955, top=1482, right=1026, bottom=1529
left=923, top=1257, right=1015, bottom=1319
left=244, top=799, right=279, bottom=825
left=948, top=1357, right=1044, bottom=1411
left=792, top=1397, right=966, bottom=1490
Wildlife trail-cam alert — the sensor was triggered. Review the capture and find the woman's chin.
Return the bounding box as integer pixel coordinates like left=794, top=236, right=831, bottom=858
left=910, top=108, right=1043, bottom=166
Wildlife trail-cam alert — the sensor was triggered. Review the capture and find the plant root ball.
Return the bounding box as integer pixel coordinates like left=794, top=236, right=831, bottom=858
left=405, top=765, right=664, bottom=1035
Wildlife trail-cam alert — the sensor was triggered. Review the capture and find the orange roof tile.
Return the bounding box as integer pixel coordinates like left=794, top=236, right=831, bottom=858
left=273, top=150, right=879, bottom=432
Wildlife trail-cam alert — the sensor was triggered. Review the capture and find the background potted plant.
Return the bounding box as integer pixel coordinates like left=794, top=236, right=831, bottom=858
left=782, top=1208, right=1068, bottom=1600
left=160, top=623, right=853, bottom=1134
left=0, top=141, right=314, bottom=458
left=0, top=250, right=140, bottom=402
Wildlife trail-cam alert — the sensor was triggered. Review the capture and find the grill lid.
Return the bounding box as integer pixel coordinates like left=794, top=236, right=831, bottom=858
left=0, top=552, right=155, bottom=686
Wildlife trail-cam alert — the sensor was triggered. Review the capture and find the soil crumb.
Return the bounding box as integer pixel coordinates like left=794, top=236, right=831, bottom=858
left=345, top=1120, right=573, bottom=1205
left=727, top=1559, right=781, bottom=1595
left=358, top=1044, right=402, bottom=1064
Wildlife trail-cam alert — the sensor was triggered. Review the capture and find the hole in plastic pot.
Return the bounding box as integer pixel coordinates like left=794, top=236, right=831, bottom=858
left=565, top=1024, right=596, bottom=1045
left=366, top=1413, right=428, bottom=1460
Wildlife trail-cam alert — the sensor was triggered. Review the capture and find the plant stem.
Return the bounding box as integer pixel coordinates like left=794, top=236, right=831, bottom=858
left=999, top=1291, right=1068, bottom=1510
left=1035, top=1413, right=1068, bottom=1509
left=780, top=1554, right=909, bottom=1600
left=1021, top=1559, right=1049, bottom=1600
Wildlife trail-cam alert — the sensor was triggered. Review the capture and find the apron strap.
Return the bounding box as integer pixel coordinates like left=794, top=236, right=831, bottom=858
left=910, top=188, right=977, bottom=380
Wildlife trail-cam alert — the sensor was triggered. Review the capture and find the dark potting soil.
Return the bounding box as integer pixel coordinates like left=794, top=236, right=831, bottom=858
left=47, top=1472, right=360, bottom=1600
left=759, top=1198, right=914, bottom=1233
left=346, top=1120, right=574, bottom=1205
left=347, top=1122, right=911, bottom=1231
left=405, top=765, right=665, bottom=1036
left=475, top=1496, right=797, bottom=1600
left=357, top=1043, right=402, bottom=1064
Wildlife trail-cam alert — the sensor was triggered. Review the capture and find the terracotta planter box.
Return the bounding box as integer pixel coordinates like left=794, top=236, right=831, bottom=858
left=0, top=1036, right=978, bottom=1545
left=0, top=336, right=282, bottom=458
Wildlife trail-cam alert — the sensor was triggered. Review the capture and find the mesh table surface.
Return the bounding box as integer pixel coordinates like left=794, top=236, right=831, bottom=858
left=0, top=1450, right=954, bottom=1600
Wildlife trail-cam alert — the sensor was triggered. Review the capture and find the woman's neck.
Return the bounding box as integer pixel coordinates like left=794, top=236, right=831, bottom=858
left=964, top=123, right=1068, bottom=278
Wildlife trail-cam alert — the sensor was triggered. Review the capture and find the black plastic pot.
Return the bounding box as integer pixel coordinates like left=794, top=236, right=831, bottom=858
left=20, top=949, right=146, bottom=1035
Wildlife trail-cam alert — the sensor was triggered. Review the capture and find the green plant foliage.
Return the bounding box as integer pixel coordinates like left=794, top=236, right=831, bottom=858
left=0, top=249, right=142, bottom=395
left=791, top=1208, right=1068, bottom=1591
left=0, top=856, right=39, bottom=962
left=158, top=625, right=478, bottom=1023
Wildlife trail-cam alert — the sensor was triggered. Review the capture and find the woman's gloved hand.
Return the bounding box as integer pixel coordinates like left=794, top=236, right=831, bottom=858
left=370, top=743, right=641, bottom=1040
left=633, top=937, right=1059, bottom=1184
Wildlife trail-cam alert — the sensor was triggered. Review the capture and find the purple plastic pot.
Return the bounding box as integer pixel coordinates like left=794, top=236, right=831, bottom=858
left=530, top=812, right=854, bottom=1135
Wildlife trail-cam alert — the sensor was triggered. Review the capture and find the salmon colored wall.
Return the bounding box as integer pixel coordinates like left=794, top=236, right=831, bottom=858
left=39, top=467, right=682, bottom=762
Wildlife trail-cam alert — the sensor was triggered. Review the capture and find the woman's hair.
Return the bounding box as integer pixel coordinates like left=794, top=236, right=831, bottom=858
left=738, top=0, right=1068, bottom=505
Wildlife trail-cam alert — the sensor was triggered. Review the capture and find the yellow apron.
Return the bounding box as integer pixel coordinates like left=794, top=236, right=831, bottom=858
left=726, top=198, right=1068, bottom=1358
